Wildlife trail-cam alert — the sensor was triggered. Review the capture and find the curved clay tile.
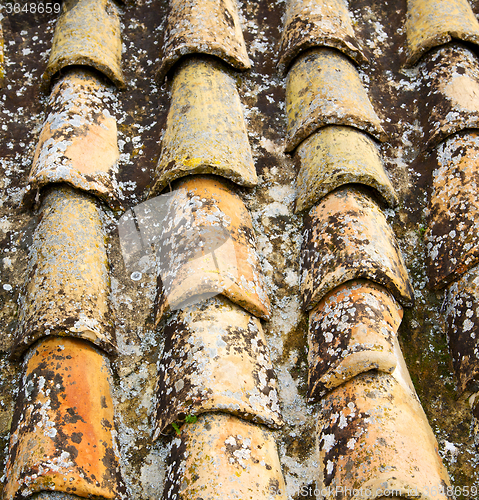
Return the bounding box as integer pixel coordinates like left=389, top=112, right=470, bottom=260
left=285, top=48, right=386, bottom=153
left=308, top=280, right=402, bottom=401
left=420, top=44, right=479, bottom=150
left=426, top=131, right=479, bottom=288
left=43, top=0, right=125, bottom=91
left=153, top=175, right=271, bottom=323
left=317, top=371, right=451, bottom=500
left=162, top=413, right=287, bottom=500
left=154, top=296, right=283, bottom=438
left=3, top=338, right=125, bottom=500
left=151, top=57, right=257, bottom=196
left=24, top=68, right=123, bottom=212
left=278, top=0, right=367, bottom=75
left=12, top=186, right=117, bottom=358
left=295, top=126, right=397, bottom=213
left=301, top=186, right=414, bottom=311
left=157, top=0, right=251, bottom=81
left=444, top=265, right=479, bottom=392
left=406, top=0, right=479, bottom=67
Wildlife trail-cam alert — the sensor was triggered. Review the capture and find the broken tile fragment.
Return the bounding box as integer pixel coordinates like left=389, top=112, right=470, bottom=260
left=157, top=0, right=251, bottom=81
left=162, top=413, right=287, bottom=500
left=301, top=186, right=414, bottom=311
left=154, top=296, right=282, bottom=439
left=154, top=176, right=271, bottom=323
left=420, top=44, right=479, bottom=150
left=295, top=126, right=397, bottom=213
left=278, top=0, right=367, bottom=74
left=13, top=186, right=117, bottom=358
left=43, top=0, right=125, bottom=91
left=24, top=68, right=122, bottom=211
left=317, top=370, right=451, bottom=500
left=285, top=48, right=386, bottom=153
left=406, top=0, right=479, bottom=66
left=426, top=131, right=479, bottom=288
left=308, top=280, right=402, bottom=401
left=151, top=57, right=257, bottom=195
left=4, top=337, right=125, bottom=500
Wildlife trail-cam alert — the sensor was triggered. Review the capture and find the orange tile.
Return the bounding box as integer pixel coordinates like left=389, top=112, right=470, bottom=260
left=0, top=21, right=4, bottom=88
left=163, top=413, right=287, bottom=500
left=301, top=186, right=414, bottom=311
left=154, top=176, right=271, bottom=323
left=308, top=280, right=402, bottom=400
left=157, top=0, right=250, bottom=81
left=278, top=0, right=367, bottom=74
left=24, top=68, right=122, bottom=212
left=12, top=186, right=117, bottom=358
left=154, top=296, right=282, bottom=439
left=4, top=337, right=124, bottom=499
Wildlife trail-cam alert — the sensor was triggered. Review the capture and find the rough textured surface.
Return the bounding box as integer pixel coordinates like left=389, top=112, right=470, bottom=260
left=0, top=21, right=4, bottom=87
left=295, top=125, right=397, bottom=213
left=3, top=337, right=125, bottom=500
left=406, top=0, right=479, bottom=66
left=285, top=47, right=386, bottom=152
left=157, top=0, right=251, bottom=81
left=43, top=0, right=125, bottom=91
left=153, top=176, right=271, bottom=323
left=301, top=186, right=414, bottom=310
left=162, top=413, right=287, bottom=500
left=278, top=0, right=367, bottom=74
left=308, top=280, right=402, bottom=401
left=24, top=68, right=122, bottom=211
left=12, top=186, right=116, bottom=358
left=151, top=56, right=257, bottom=196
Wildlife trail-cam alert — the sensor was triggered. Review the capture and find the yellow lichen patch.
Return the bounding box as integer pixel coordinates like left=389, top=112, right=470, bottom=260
left=278, top=0, right=367, bottom=74
left=43, top=0, right=125, bottom=91
left=25, top=68, right=122, bottom=211
left=295, top=126, right=397, bottom=213
left=301, top=186, right=414, bottom=310
left=153, top=176, right=271, bottom=323
left=163, top=413, right=287, bottom=499
left=154, top=296, right=283, bottom=439
left=285, top=48, right=386, bottom=152
left=405, top=0, right=479, bottom=66
left=12, top=186, right=117, bottom=358
left=3, top=337, right=124, bottom=500
left=157, top=0, right=251, bottom=81
left=151, top=57, right=257, bottom=195
left=308, top=280, right=402, bottom=401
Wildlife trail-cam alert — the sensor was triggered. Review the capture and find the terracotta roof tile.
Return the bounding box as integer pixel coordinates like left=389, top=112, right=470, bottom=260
left=285, top=48, right=386, bottom=152
left=295, top=125, right=397, bottom=213
left=43, top=0, right=125, bottom=92
left=150, top=57, right=257, bottom=196
left=157, top=0, right=251, bottom=82
left=0, top=21, right=4, bottom=88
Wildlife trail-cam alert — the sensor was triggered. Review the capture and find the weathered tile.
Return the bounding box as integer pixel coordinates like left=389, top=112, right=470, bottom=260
left=444, top=264, right=479, bottom=392
left=470, top=392, right=479, bottom=451
left=278, top=0, right=367, bottom=75
left=154, top=176, right=271, bottom=323
left=0, top=21, right=4, bottom=87
left=406, top=0, right=479, bottom=66
left=24, top=68, right=122, bottom=211
left=285, top=48, right=386, bottom=153
left=420, top=44, right=479, bottom=150
left=4, top=338, right=125, bottom=500
left=162, top=413, right=287, bottom=500
left=301, top=186, right=414, bottom=311
left=308, top=280, right=402, bottom=401
left=317, top=371, right=450, bottom=500
left=12, top=186, right=116, bottom=358
left=157, top=0, right=251, bottom=81
left=151, top=57, right=257, bottom=196
left=295, top=126, right=397, bottom=213
left=154, top=296, right=282, bottom=439
left=427, top=131, right=479, bottom=288
left=43, top=0, right=125, bottom=91
left=30, top=493, right=81, bottom=500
